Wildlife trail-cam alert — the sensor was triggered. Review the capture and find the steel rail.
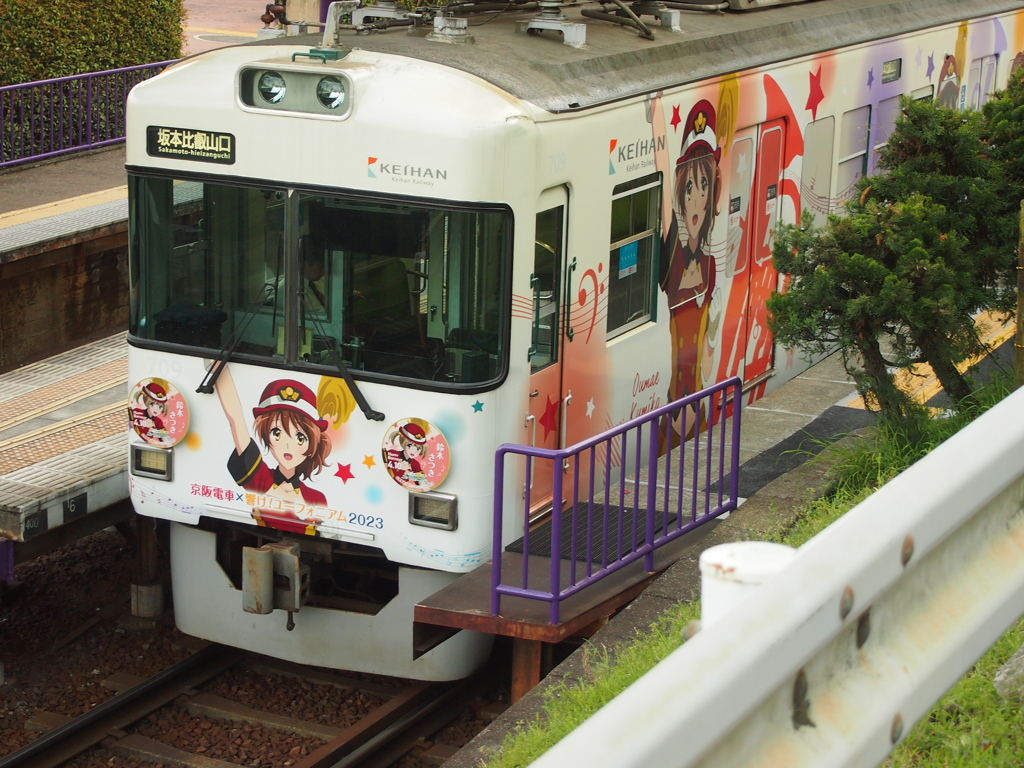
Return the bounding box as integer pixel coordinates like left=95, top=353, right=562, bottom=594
left=329, top=676, right=482, bottom=768
left=0, top=643, right=237, bottom=768
left=297, top=681, right=443, bottom=768
left=296, top=671, right=484, bottom=768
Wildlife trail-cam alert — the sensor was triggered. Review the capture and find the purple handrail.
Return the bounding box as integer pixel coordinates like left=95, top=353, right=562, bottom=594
left=491, top=377, right=742, bottom=624
left=0, top=61, right=176, bottom=169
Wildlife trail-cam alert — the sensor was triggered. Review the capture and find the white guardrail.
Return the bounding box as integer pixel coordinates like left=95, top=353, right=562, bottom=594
left=530, top=386, right=1024, bottom=768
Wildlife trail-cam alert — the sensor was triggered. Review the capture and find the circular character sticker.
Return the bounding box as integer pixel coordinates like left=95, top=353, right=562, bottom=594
left=129, top=378, right=190, bottom=447
left=382, top=418, right=450, bottom=492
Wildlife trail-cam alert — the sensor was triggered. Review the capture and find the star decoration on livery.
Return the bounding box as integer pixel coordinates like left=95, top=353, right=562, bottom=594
left=586, top=398, right=596, bottom=418
left=670, top=104, right=682, bottom=131
left=806, top=66, right=824, bottom=120
left=539, top=395, right=559, bottom=441
left=335, top=463, right=354, bottom=483
left=926, top=53, right=935, bottom=80
left=866, top=68, right=874, bottom=89
left=735, top=146, right=748, bottom=177
left=362, top=454, right=376, bottom=469
left=472, top=400, right=484, bottom=413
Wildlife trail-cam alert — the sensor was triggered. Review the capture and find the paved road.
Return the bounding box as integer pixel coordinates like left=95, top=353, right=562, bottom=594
left=183, top=0, right=266, bottom=56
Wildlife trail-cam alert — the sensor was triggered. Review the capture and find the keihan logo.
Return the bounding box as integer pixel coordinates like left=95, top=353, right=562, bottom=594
left=364, top=159, right=448, bottom=182
left=608, top=135, right=665, bottom=175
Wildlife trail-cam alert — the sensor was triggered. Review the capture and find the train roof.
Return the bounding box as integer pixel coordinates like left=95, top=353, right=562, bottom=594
left=240, top=0, right=1024, bottom=112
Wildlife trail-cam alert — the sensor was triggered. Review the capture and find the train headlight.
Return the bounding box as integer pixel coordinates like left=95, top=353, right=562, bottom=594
left=240, top=66, right=353, bottom=118
left=409, top=492, right=458, bottom=531
left=131, top=444, right=173, bottom=481
left=316, top=76, right=346, bottom=110
left=257, top=71, right=287, bottom=104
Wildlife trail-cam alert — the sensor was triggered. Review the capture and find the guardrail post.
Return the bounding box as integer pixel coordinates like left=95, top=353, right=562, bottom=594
left=698, top=541, right=796, bottom=629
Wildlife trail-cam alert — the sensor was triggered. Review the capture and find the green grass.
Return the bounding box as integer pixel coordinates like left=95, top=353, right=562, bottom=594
left=481, top=374, right=1022, bottom=768
left=486, top=599, right=702, bottom=768
left=887, top=620, right=1024, bottom=767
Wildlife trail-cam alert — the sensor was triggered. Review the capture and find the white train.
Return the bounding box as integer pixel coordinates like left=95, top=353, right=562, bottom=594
left=125, top=0, right=1024, bottom=679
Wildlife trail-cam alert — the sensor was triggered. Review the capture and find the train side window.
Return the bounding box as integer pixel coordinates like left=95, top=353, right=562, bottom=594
left=912, top=85, right=934, bottom=101
left=872, top=96, right=901, bottom=169
left=968, top=55, right=999, bottom=109
left=837, top=105, right=871, bottom=201
left=531, top=206, right=563, bottom=372
left=606, top=174, right=660, bottom=339
left=801, top=117, right=835, bottom=226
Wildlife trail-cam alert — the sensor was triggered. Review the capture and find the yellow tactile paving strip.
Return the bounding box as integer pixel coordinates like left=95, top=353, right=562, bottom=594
left=186, top=26, right=257, bottom=37
left=0, top=404, right=126, bottom=475
left=0, top=358, right=128, bottom=433
left=0, top=187, right=128, bottom=229
left=846, top=311, right=1015, bottom=409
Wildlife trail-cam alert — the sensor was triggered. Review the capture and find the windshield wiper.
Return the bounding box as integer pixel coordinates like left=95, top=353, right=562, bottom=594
left=300, top=295, right=385, bottom=422
left=195, top=283, right=280, bottom=394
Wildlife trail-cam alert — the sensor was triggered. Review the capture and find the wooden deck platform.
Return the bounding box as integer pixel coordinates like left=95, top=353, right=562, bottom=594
left=414, top=518, right=723, bottom=701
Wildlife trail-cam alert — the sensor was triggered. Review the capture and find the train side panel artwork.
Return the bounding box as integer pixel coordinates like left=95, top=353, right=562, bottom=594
left=124, top=0, right=1024, bottom=677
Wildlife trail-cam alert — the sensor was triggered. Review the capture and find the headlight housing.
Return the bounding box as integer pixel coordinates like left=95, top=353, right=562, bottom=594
left=257, top=71, right=287, bottom=104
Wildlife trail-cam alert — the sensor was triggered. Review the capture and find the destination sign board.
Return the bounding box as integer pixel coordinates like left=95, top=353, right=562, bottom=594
left=147, top=126, right=235, bottom=164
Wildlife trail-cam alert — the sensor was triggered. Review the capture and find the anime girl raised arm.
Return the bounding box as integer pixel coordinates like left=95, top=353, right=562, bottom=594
left=213, top=363, right=332, bottom=533
left=213, top=363, right=250, bottom=459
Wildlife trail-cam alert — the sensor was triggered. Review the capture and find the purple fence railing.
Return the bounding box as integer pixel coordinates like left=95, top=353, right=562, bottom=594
left=491, top=377, right=742, bottom=625
left=0, top=61, right=176, bottom=169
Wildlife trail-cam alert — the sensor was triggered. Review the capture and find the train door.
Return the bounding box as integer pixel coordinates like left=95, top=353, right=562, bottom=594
left=723, top=119, right=785, bottom=389
left=525, top=186, right=575, bottom=514
left=719, top=129, right=754, bottom=383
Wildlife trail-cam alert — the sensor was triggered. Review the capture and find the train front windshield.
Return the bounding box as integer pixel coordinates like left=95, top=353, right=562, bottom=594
left=128, top=177, right=510, bottom=386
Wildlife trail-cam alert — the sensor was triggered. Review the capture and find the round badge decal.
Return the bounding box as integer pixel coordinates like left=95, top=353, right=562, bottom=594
left=382, top=418, right=450, bottom=492
left=129, top=378, right=190, bottom=447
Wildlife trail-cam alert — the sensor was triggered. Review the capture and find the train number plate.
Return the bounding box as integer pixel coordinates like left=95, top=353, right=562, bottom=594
left=63, top=493, right=87, bottom=521
left=23, top=510, right=48, bottom=539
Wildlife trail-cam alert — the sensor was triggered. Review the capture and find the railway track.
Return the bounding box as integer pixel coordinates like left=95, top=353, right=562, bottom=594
left=0, top=643, right=490, bottom=768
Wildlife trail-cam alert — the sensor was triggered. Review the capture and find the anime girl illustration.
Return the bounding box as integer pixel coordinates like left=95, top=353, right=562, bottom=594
left=384, top=420, right=429, bottom=489
left=655, top=97, right=723, bottom=438
left=131, top=381, right=170, bottom=444
left=382, top=418, right=450, bottom=492
left=129, top=378, right=188, bottom=447
left=215, top=365, right=332, bottom=534
left=937, top=54, right=960, bottom=109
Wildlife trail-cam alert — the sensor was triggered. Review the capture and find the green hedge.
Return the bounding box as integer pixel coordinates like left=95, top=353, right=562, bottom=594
left=0, top=0, right=185, bottom=86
